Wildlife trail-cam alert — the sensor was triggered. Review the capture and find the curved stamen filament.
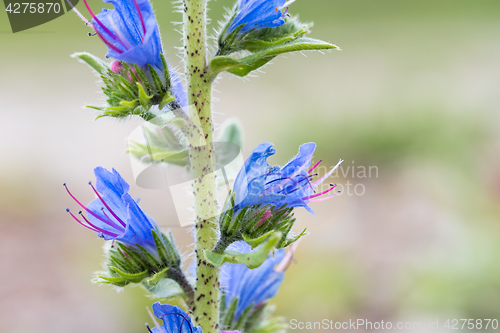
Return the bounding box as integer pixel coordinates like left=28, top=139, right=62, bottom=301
left=95, top=31, right=124, bottom=53
left=312, top=159, right=343, bottom=188
left=79, top=211, right=120, bottom=237
left=101, top=208, right=124, bottom=232
left=81, top=0, right=130, bottom=51
left=89, top=182, right=126, bottom=228
left=308, top=159, right=322, bottom=174
left=66, top=208, right=97, bottom=232
left=64, top=183, right=123, bottom=231
left=302, top=184, right=337, bottom=201
left=305, top=190, right=340, bottom=203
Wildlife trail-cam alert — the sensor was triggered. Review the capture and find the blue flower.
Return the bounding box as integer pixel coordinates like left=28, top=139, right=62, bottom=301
left=233, top=142, right=343, bottom=213
left=65, top=167, right=158, bottom=254
left=150, top=302, right=202, bottom=333
left=221, top=242, right=290, bottom=320
left=228, top=0, right=293, bottom=34
left=78, top=0, right=163, bottom=69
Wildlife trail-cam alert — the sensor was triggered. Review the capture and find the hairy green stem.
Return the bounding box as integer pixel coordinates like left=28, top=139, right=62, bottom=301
left=167, top=268, right=196, bottom=309
left=183, top=1, right=220, bottom=332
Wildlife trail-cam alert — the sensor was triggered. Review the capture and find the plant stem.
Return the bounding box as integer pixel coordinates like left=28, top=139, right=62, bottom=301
left=183, top=1, right=220, bottom=332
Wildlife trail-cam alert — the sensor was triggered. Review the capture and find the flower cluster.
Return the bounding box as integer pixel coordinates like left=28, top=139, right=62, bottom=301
left=72, top=0, right=187, bottom=119
left=65, top=167, right=184, bottom=288
left=66, top=0, right=340, bottom=330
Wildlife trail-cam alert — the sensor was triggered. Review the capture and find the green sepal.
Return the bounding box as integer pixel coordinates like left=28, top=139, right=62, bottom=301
left=222, top=297, right=238, bottom=328
left=72, top=52, right=108, bottom=74
left=244, top=303, right=267, bottom=333
left=235, top=303, right=255, bottom=332
left=137, top=82, right=154, bottom=107
left=109, top=266, right=149, bottom=283
left=96, top=275, right=129, bottom=287
left=137, top=244, right=161, bottom=268
left=204, top=232, right=281, bottom=269
left=242, top=230, right=276, bottom=248
left=209, top=37, right=338, bottom=78
left=142, top=277, right=185, bottom=299
left=159, top=93, right=176, bottom=110
left=146, top=266, right=170, bottom=286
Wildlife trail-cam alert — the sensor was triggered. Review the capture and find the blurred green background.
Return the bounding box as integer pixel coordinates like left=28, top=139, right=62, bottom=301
left=1, top=0, right=500, bottom=332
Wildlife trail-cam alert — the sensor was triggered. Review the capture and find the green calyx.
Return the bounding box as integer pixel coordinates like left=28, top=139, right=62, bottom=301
left=95, top=229, right=181, bottom=287
left=72, top=52, right=179, bottom=120
left=213, top=192, right=307, bottom=255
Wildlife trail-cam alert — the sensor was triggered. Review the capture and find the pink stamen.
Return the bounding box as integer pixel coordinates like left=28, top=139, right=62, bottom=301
left=307, top=160, right=322, bottom=174
left=302, top=184, right=337, bottom=201
left=82, top=0, right=117, bottom=40
left=305, top=191, right=340, bottom=203
left=312, top=159, right=343, bottom=187
left=101, top=208, right=123, bottom=231
left=64, top=183, right=123, bottom=230
left=95, top=31, right=124, bottom=54
left=80, top=211, right=120, bottom=237
left=131, top=0, right=147, bottom=36
left=81, top=0, right=130, bottom=51
left=66, top=208, right=97, bottom=232
left=89, top=182, right=127, bottom=228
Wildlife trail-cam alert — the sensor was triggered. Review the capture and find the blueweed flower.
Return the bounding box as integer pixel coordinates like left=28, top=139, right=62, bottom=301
left=233, top=142, right=343, bottom=213
left=149, top=302, right=202, bottom=333
left=228, top=0, right=296, bottom=34
left=221, top=241, right=296, bottom=320
left=65, top=166, right=158, bottom=254
left=71, top=0, right=163, bottom=69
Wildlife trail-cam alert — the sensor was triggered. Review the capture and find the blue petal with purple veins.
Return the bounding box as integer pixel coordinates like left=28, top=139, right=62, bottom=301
left=221, top=241, right=285, bottom=319
left=151, top=303, right=203, bottom=333
left=91, top=0, right=163, bottom=69
left=66, top=167, right=160, bottom=253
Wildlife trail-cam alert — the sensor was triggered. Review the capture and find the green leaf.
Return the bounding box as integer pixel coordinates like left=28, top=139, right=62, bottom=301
left=143, top=277, right=185, bottom=299
left=209, top=37, right=338, bottom=78
left=204, top=232, right=282, bottom=269
left=216, top=118, right=243, bottom=149
left=72, top=52, right=108, bottom=74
